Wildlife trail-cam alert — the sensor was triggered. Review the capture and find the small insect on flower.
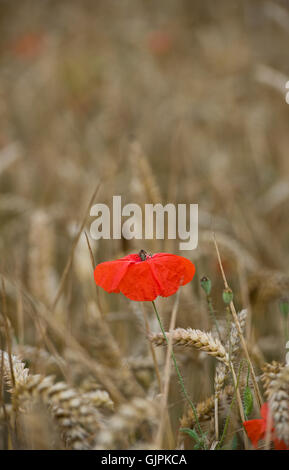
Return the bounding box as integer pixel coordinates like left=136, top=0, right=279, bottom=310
left=243, top=402, right=289, bottom=450
left=94, top=250, right=195, bottom=301
left=138, top=249, right=151, bottom=261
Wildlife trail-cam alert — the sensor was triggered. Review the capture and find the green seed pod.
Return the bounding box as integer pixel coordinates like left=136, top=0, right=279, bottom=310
left=279, top=297, right=289, bottom=318
left=200, top=276, right=212, bottom=296
left=243, top=385, right=254, bottom=418
left=222, top=287, right=233, bottom=304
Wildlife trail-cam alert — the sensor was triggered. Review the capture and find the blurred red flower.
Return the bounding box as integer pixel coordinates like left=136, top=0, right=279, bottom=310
left=147, top=30, right=173, bottom=56
left=243, top=402, right=288, bottom=450
left=10, top=32, right=45, bottom=59
left=94, top=251, right=195, bottom=301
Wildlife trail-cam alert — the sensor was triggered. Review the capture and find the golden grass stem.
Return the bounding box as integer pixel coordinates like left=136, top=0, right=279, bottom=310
left=84, top=231, right=104, bottom=318
left=141, top=304, right=163, bottom=394
left=84, top=231, right=144, bottom=398
left=1, top=278, right=15, bottom=389
left=213, top=233, right=263, bottom=409
left=51, top=181, right=101, bottom=312
left=155, top=292, right=180, bottom=449
left=265, top=404, right=273, bottom=450
left=152, top=300, right=206, bottom=447
left=214, top=396, right=219, bottom=441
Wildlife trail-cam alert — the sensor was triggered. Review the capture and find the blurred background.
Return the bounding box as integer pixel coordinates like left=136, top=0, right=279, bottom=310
left=1, top=0, right=289, bottom=449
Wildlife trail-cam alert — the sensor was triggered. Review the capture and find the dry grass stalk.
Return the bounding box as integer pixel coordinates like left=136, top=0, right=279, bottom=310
left=214, top=361, right=227, bottom=440
left=129, top=140, right=162, bottom=206
left=249, top=271, right=289, bottom=314
left=213, top=234, right=263, bottom=408
left=214, top=309, right=247, bottom=440
left=51, top=181, right=101, bottom=312
left=28, top=210, right=55, bottom=304
left=18, top=287, right=125, bottom=404
left=180, top=385, right=234, bottom=430
left=229, top=309, right=247, bottom=360
left=214, top=309, right=247, bottom=399
left=84, top=236, right=144, bottom=399
left=155, top=292, right=180, bottom=449
left=95, top=397, right=158, bottom=450
left=141, top=304, right=162, bottom=393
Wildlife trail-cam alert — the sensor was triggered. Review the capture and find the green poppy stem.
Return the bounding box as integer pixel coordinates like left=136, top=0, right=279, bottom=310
left=207, top=294, right=221, bottom=338
left=284, top=316, right=289, bottom=344
left=151, top=300, right=205, bottom=443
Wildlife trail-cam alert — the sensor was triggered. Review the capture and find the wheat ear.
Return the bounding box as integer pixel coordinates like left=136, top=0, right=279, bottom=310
left=1, top=350, right=113, bottom=449
left=269, top=365, right=289, bottom=445
left=150, top=328, right=229, bottom=365
left=261, top=361, right=284, bottom=399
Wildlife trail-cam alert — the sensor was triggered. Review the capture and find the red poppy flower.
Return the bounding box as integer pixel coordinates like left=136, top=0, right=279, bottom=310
left=94, top=251, right=195, bottom=301
left=147, top=30, right=173, bottom=56
left=10, top=32, right=45, bottom=59
left=243, top=402, right=288, bottom=450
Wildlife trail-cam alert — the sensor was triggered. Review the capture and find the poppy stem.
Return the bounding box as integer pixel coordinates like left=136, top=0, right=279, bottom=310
left=207, top=294, right=221, bottom=338
left=284, top=316, right=289, bottom=344
left=151, top=300, right=205, bottom=444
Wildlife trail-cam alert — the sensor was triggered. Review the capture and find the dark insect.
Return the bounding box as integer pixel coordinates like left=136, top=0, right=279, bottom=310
left=139, top=249, right=148, bottom=261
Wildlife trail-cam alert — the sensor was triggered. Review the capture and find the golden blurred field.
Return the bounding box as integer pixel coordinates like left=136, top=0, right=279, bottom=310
left=1, top=0, right=289, bottom=450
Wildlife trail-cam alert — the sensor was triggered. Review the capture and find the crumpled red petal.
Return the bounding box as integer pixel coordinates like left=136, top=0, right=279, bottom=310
left=243, top=402, right=289, bottom=450
left=274, top=438, right=288, bottom=450
left=118, top=260, right=162, bottom=301
left=94, top=255, right=135, bottom=293
left=243, top=419, right=264, bottom=448
left=149, top=253, right=195, bottom=292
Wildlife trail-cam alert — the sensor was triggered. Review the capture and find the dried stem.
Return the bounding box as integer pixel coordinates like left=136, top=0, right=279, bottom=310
left=151, top=301, right=206, bottom=447
left=155, top=292, right=180, bottom=449
left=213, top=233, right=263, bottom=409
left=52, top=181, right=101, bottom=312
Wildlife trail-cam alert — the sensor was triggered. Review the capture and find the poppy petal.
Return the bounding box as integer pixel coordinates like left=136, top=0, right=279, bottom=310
left=274, top=438, right=288, bottom=450
left=94, top=257, right=134, bottom=293
left=148, top=253, right=195, bottom=297
left=243, top=419, right=264, bottom=448
left=118, top=260, right=162, bottom=301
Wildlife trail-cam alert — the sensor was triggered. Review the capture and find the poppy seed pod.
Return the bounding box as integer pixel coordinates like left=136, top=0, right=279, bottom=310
left=200, top=276, right=211, bottom=296
left=222, top=287, right=233, bottom=304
